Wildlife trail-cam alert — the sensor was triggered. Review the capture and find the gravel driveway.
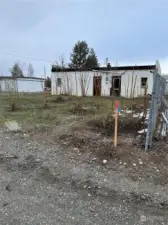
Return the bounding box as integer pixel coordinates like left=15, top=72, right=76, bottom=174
left=0, top=127, right=168, bottom=225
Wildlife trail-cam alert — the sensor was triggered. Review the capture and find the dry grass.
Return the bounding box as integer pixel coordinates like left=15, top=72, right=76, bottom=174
left=0, top=93, right=150, bottom=137
left=0, top=93, right=146, bottom=129
left=0, top=93, right=149, bottom=138
left=1, top=93, right=168, bottom=184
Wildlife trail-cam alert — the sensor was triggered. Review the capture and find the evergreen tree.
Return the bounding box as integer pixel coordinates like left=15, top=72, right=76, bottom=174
left=69, top=41, right=99, bottom=69
left=69, top=40, right=89, bottom=69
left=11, top=62, right=23, bottom=77
left=85, top=48, right=99, bottom=68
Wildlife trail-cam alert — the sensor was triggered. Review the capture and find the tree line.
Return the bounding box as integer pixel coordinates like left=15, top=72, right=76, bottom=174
left=10, top=40, right=99, bottom=78
left=9, top=40, right=99, bottom=88
left=10, top=62, right=34, bottom=78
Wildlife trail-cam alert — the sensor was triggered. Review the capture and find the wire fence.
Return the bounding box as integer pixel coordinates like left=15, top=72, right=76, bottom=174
left=145, top=70, right=168, bottom=150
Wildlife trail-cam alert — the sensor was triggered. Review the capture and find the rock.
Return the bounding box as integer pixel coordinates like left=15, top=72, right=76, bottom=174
left=140, top=215, right=147, bottom=222
left=102, top=159, right=107, bottom=164
left=138, top=159, right=143, bottom=165
left=5, top=120, right=21, bottom=132
left=91, top=158, right=97, bottom=161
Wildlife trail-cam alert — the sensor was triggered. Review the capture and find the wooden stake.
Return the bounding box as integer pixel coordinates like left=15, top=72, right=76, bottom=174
left=114, top=108, right=118, bottom=147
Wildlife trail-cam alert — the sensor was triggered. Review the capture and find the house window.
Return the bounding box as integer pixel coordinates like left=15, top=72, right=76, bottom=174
left=57, top=78, right=61, bottom=86
left=141, top=77, right=148, bottom=88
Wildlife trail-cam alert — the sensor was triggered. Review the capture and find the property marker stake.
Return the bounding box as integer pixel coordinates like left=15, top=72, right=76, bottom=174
left=114, top=106, right=118, bottom=147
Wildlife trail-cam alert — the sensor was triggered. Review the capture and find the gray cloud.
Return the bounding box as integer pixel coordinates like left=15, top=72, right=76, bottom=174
left=0, top=0, right=168, bottom=75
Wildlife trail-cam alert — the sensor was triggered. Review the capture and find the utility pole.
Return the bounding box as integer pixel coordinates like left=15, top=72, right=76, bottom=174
left=106, top=58, right=108, bottom=66
left=44, top=66, right=46, bottom=79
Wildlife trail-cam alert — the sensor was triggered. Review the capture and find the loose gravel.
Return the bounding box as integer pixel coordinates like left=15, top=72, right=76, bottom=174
left=0, top=127, right=168, bottom=225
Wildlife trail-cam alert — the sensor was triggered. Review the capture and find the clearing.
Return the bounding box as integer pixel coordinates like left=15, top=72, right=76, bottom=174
left=0, top=93, right=168, bottom=224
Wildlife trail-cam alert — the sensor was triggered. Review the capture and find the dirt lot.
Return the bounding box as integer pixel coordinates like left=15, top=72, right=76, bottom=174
left=0, top=94, right=168, bottom=224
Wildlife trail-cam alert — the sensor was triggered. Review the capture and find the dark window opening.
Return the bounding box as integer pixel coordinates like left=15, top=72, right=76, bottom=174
left=141, top=77, right=148, bottom=87
left=110, top=76, right=121, bottom=96
left=57, top=78, right=61, bottom=86
left=114, top=78, right=120, bottom=88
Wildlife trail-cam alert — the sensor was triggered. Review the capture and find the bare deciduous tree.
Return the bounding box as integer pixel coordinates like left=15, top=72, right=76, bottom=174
left=27, top=63, right=34, bottom=77
left=78, top=72, right=91, bottom=96
left=55, top=54, right=67, bottom=68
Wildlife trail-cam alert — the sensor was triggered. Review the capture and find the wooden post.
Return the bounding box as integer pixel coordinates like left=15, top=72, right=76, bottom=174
left=114, top=101, right=119, bottom=147
left=143, top=85, right=148, bottom=118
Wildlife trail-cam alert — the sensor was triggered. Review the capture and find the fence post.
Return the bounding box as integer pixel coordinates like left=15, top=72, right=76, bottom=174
left=150, top=73, right=160, bottom=145
left=145, top=70, right=168, bottom=150
left=145, top=70, right=157, bottom=150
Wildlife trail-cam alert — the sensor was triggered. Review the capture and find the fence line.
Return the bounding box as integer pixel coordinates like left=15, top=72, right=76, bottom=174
left=145, top=70, right=168, bottom=150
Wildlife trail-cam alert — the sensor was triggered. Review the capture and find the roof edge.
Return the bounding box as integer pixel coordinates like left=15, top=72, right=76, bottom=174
left=0, top=76, right=45, bottom=80
left=51, top=65, right=156, bottom=72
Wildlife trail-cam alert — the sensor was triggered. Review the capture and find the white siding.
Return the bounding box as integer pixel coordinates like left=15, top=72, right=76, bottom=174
left=17, top=79, right=44, bottom=92
left=0, top=78, right=44, bottom=93
left=51, top=69, right=154, bottom=98
left=0, top=79, right=17, bottom=92
left=121, top=70, right=153, bottom=97
left=52, top=71, right=94, bottom=96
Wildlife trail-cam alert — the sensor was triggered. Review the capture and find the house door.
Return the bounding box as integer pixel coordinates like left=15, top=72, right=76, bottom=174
left=110, top=76, right=121, bottom=96
left=93, top=76, right=102, bottom=96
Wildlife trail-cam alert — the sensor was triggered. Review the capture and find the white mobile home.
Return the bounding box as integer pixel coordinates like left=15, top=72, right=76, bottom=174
left=0, top=77, right=45, bottom=93
left=51, top=61, right=161, bottom=98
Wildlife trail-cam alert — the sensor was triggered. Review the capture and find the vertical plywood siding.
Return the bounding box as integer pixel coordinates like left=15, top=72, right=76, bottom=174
left=121, top=70, right=153, bottom=97
left=51, top=69, right=154, bottom=97
left=51, top=71, right=94, bottom=96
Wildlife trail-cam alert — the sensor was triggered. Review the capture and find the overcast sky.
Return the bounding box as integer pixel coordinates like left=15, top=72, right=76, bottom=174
left=0, top=0, right=168, bottom=77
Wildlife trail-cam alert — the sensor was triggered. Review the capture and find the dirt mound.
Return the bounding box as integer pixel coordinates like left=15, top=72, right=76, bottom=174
left=88, top=115, right=142, bottom=136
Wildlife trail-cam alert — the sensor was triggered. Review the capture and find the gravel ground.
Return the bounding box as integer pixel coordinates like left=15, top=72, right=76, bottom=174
left=0, top=127, right=168, bottom=225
